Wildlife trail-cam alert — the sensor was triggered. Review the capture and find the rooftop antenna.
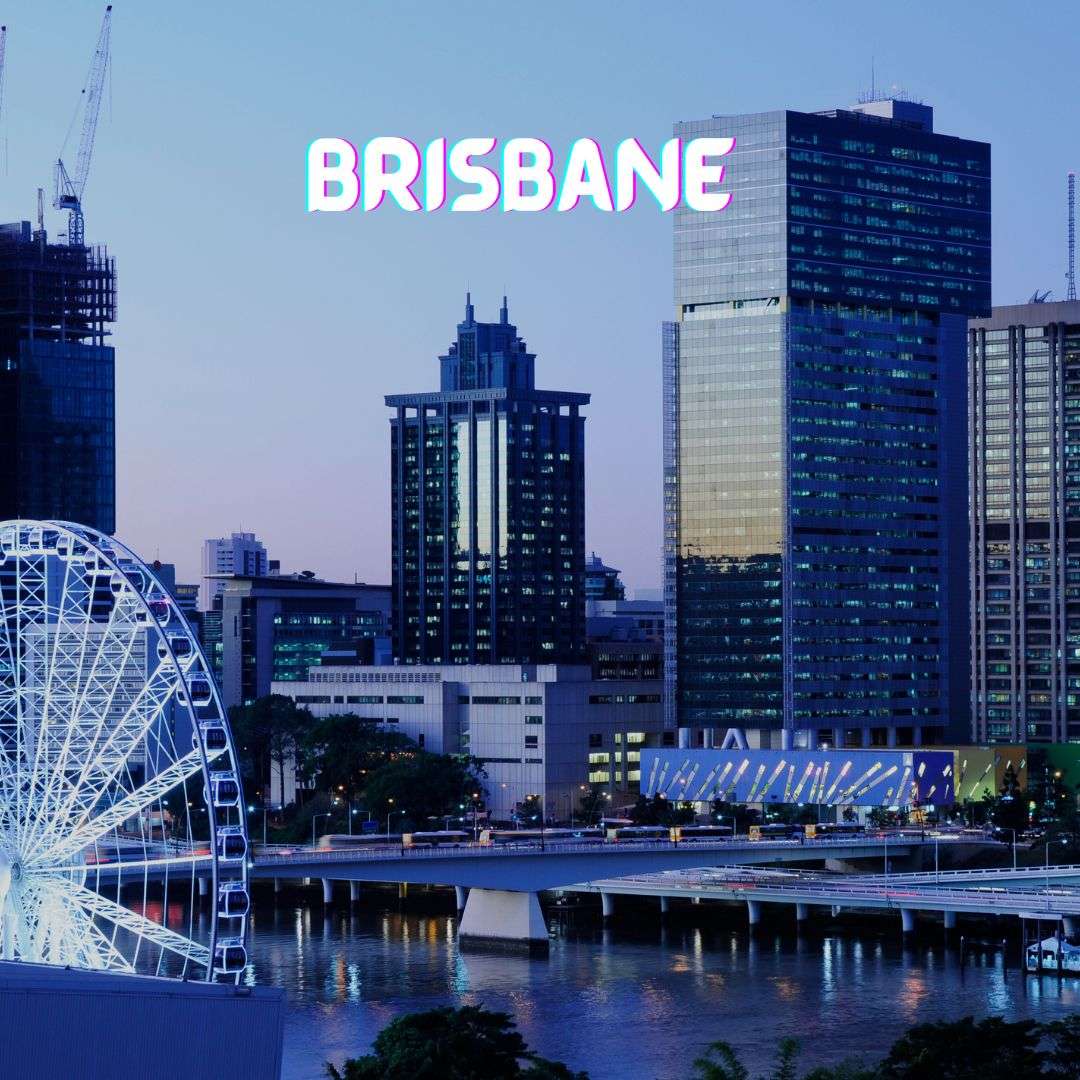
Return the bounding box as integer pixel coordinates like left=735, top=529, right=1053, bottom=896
left=1068, top=172, right=1077, bottom=302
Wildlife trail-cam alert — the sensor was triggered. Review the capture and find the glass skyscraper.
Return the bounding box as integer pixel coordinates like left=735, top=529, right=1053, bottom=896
left=387, top=296, right=588, bottom=665
left=664, top=99, right=990, bottom=749
left=970, top=300, right=1080, bottom=744
left=0, top=220, right=116, bottom=533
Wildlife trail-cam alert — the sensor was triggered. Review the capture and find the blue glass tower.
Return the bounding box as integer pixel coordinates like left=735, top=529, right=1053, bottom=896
left=0, top=221, right=116, bottom=533
left=664, top=99, right=990, bottom=749
left=388, top=297, right=589, bottom=664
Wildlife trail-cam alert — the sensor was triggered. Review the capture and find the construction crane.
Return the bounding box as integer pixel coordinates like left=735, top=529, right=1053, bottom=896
left=54, top=6, right=112, bottom=247
left=1068, top=172, right=1077, bottom=303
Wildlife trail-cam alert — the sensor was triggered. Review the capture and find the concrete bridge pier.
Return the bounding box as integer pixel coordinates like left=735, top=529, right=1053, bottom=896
left=660, top=895, right=670, bottom=917
left=321, top=879, right=334, bottom=905
left=273, top=878, right=282, bottom=894
left=600, top=892, right=615, bottom=921
left=198, top=876, right=209, bottom=899
left=458, top=889, right=549, bottom=954
left=796, top=903, right=810, bottom=924
left=455, top=886, right=468, bottom=911
left=901, top=909, right=916, bottom=934
left=831, top=906, right=842, bottom=918
left=1064, top=917, right=1078, bottom=936
left=349, top=882, right=361, bottom=903
left=943, top=910, right=956, bottom=931
left=747, top=899, right=762, bottom=926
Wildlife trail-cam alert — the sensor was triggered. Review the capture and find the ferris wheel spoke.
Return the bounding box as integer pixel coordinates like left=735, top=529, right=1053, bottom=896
left=32, top=662, right=184, bottom=844
left=31, top=598, right=148, bottom=835
left=36, top=745, right=226, bottom=864
left=46, top=748, right=209, bottom=863
left=36, top=882, right=134, bottom=971
left=45, top=852, right=213, bottom=881
left=55, top=881, right=211, bottom=968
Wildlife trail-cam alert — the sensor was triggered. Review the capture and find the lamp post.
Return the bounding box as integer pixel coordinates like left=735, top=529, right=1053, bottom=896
left=471, top=791, right=480, bottom=841
left=247, top=803, right=268, bottom=847
left=386, top=797, right=396, bottom=839
left=312, top=812, right=330, bottom=849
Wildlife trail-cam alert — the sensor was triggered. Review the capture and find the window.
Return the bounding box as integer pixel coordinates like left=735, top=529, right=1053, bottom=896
left=524, top=695, right=543, bottom=704
left=387, top=695, right=423, bottom=704
left=294, top=695, right=330, bottom=704
left=588, top=733, right=603, bottom=748
left=346, top=695, right=383, bottom=704
left=525, top=715, right=543, bottom=725
left=471, top=696, right=522, bottom=705
left=525, top=735, right=539, bottom=748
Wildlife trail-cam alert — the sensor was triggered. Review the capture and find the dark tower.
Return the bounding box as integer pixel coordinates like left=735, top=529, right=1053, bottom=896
left=388, top=296, right=589, bottom=664
left=0, top=221, right=116, bottom=532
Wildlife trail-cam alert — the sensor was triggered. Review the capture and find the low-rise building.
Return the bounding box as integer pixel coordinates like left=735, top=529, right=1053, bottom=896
left=272, top=663, right=664, bottom=819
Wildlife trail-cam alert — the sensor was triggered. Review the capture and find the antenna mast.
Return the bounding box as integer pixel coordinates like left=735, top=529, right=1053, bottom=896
left=1068, top=172, right=1077, bottom=303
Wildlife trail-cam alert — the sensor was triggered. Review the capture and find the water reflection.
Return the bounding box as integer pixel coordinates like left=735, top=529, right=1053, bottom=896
left=243, top=894, right=1080, bottom=1080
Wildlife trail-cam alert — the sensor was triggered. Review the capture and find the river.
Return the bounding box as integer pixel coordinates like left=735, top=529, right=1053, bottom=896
left=246, top=887, right=1080, bottom=1080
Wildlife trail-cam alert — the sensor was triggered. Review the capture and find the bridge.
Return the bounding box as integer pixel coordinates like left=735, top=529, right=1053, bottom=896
left=246, top=833, right=987, bottom=949
left=568, top=864, right=1080, bottom=936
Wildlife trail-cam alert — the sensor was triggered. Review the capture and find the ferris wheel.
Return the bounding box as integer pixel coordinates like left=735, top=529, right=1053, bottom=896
left=0, top=520, right=249, bottom=981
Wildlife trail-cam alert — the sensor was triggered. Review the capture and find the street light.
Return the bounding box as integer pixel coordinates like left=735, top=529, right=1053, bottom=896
left=247, top=803, right=268, bottom=847
left=386, top=798, right=398, bottom=839
left=312, top=812, right=331, bottom=849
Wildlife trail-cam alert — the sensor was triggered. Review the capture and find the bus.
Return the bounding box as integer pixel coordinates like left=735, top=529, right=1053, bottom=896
left=402, top=830, right=471, bottom=848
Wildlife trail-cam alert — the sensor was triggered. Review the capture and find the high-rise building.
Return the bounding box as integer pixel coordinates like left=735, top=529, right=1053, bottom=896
left=212, top=572, right=391, bottom=708
left=969, top=300, right=1080, bottom=744
left=387, top=296, right=589, bottom=665
left=200, top=531, right=269, bottom=610
left=585, top=552, right=626, bottom=602
left=0, top=221, right=116, bottom=532
left=665, top=98, right=990, bottom=750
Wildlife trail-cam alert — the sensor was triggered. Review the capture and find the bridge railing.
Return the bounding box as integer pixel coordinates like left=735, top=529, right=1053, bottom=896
left=574, top=875, right=1080, bottom=914
left=252, top=832, right=975, bottom=866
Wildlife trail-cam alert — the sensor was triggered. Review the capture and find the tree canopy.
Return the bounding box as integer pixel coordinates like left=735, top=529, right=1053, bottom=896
left=325, top=1006, right=588, bottom=1080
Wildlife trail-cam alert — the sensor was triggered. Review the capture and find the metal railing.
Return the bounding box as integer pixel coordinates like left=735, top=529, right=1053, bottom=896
left=251, top=832, right=973, bottom=868
left=572, top=874, right=1080, bottom=915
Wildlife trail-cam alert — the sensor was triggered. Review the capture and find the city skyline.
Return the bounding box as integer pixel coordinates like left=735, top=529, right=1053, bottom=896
left=1, top=2, right=1078, bottom=591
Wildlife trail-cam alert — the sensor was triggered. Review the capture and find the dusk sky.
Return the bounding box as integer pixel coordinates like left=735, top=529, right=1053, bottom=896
left=2, top=1, right=1078, bottom=590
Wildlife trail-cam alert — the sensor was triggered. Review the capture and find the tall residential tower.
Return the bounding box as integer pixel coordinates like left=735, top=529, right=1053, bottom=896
left=387, top=297, right=588, bottom=665
left=664, top=99, right=991, bottom=750
left=970, top=300, right=1080, bottom=743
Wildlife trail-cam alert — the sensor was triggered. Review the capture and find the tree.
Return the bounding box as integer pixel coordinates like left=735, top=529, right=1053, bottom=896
left=361, top=752, right=486, bottom=830
left=991, top=764, right=1028, bottom=834
left=629, top=794, right=694, bottom=827
left=878, top=1016, right=1044, bottom=1080
left=325, top=1006, right=588, bottom=1080
left=577, top=785, right=608, bottom=826
left=690, top=1041, right=748, bottom=1080
left=1040, top=1015, right=1080, bottom=1080
left=228, top=695, right=312, bottom=810
left=299, top=712, right=416, bottom=802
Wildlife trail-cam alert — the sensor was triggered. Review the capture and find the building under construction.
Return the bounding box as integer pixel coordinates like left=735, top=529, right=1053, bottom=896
left=0, top=220, right=117, bottom=532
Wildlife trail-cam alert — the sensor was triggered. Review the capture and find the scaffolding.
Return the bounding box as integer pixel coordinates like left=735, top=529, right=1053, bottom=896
left=0, top=221, right=116, bottom=349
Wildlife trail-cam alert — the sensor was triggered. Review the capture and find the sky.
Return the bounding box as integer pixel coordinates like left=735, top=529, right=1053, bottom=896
left=1, top=1, right=1078, bottom=591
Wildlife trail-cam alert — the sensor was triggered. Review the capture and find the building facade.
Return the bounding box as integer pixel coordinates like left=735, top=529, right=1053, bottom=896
left=200, top=532, right=269, bottom=611
left=0, top=221, right=116, bottom=532
left=664, top=99, right=990, bottom=751
left=969, top=300, right=1080, bottom=743
left=213, top=574, right=391, bottom=708
left=273, top=664, right=663, bottom=818
left=387, top=297, right=588, bottom=665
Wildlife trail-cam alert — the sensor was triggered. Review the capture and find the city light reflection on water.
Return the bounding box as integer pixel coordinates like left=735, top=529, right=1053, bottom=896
left=237, top=893, right=1080, bottom=1080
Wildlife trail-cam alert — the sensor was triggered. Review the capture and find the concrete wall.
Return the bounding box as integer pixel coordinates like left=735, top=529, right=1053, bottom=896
left=0, top=962, right=284, bottom=1080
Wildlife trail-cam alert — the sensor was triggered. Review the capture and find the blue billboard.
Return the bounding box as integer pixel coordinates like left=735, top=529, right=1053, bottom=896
left=641, top=748, right=955, bottom=807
